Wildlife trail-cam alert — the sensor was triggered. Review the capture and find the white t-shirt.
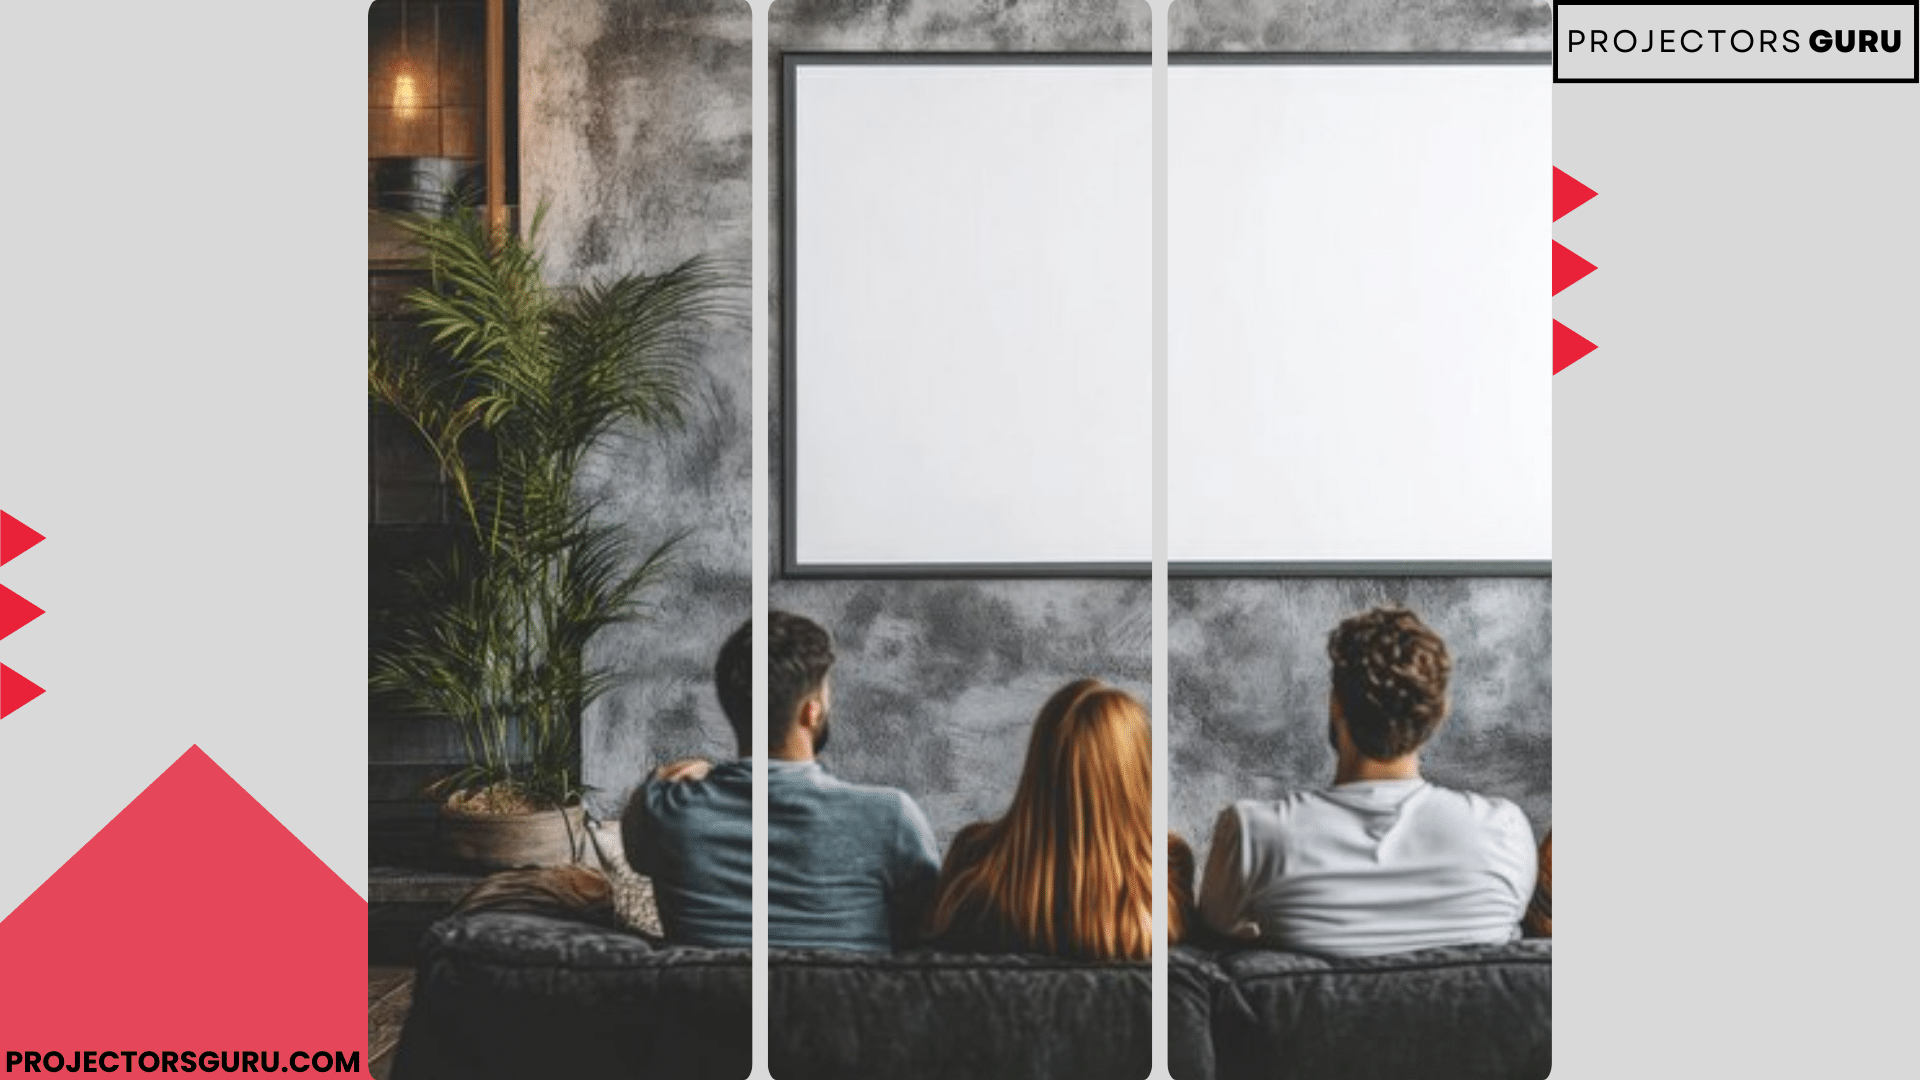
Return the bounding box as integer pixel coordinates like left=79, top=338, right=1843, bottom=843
left=1198, top=779, right=1537, bottom=958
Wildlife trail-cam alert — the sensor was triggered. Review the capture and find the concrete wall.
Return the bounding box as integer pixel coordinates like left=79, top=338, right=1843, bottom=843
left=518, top=0, right=1554, bottom=854
left=521, top=0, right=753, bottom=816
left=1171, top=0, right=1550, bottom=51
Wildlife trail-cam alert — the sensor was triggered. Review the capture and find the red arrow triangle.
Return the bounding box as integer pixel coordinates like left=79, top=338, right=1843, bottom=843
left=1554, top=320, right=1598, bottom=374
left=1553, top=241, right=1598, bottom=295
left=1, top=511, right=44, bottom=565
left=1554, top=167, right=1598, bottom=221
left=0, top=747, right=365, bottom=1048
left=1, top=664, right=45, bottom=718
left=0, top=583, right=45, bottom=639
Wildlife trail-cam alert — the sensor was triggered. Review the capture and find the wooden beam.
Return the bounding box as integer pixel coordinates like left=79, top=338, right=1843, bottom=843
left=486, top=0, right=507, bottom=239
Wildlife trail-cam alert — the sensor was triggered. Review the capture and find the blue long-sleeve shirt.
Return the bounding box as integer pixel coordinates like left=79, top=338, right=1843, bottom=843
left=623, top=758, right=941, bottom=951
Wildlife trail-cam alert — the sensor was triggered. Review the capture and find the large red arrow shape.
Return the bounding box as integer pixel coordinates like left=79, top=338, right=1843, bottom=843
left=1553, top=241, right=1598, bottom=295
left=0, top=746, right=364, bottom=1050
left=0, top=583, right=44, bottom=640
left=1554, top=167, right=1598, bottom=221
left=1, top=511, right=44, bottom=565
left=0, top=664, right=44, bottom=718
left=1554, top=320, right=1598, bottom=374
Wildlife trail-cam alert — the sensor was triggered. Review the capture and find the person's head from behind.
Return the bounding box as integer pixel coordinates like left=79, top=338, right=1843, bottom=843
left=715, top=611, right=835, bottom=759
left=1326, top=606, right=1452, bottom=763
left=931, top=678, right=1154, bottom=959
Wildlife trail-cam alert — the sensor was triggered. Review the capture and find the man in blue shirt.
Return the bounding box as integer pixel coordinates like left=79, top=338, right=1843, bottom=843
left=621, top=611, right=941, bottom=951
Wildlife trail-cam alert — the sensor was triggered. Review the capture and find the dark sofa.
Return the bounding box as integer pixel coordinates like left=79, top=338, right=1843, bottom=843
left=393, top=910, right=1549, bottom=1080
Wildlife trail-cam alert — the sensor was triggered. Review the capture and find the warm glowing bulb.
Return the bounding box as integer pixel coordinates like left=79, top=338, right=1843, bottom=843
left=393, top=70, right=420, bottom=118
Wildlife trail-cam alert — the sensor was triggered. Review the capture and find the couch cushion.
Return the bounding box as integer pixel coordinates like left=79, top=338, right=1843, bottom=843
left=1171, top=945, right=1248, bottom=1080
left=771, top=949, right=1149, bottom=1080
left=399, top=910, right=1538, bottom=1080
left=395, top=910, right=1155, bottom=1080
left=393, top=910, right=749, bottom=1080
left=1212, top=940, right=1551, bottom=1080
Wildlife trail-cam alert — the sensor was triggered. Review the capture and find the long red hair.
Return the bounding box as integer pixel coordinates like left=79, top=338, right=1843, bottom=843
left=1524, top=831, right=1552, bottom=937
left=927, top=679, right=1159, bottom=959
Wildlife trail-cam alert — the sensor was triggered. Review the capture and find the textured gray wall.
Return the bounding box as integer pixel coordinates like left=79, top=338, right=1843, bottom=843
left=769, top=0, right=1153, bottom=847
left=772, top=581, right=1151, bottom=846
left=1170, top=0, right=1549, bottom=51
left=1171, top=579, right=1552, bottom=854
left=521, top=0, right=753, bottom=817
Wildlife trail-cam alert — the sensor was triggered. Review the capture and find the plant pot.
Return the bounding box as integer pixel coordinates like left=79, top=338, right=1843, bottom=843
left=440, top=803, right=588, bottom=870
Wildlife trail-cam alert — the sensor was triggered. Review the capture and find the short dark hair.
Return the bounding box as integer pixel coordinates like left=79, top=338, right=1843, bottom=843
left=714, top=611, right=835, bottom=752
left=1327, top=607, right=1451, bottom=760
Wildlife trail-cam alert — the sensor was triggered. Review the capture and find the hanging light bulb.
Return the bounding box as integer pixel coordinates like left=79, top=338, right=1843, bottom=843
left=393, top=68, right=421, bottom=119
left=392, top=0, right=420, bottom=121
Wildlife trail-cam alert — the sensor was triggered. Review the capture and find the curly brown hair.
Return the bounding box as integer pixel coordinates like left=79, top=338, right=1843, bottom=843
left=1327, top=607, right=1452, bottom=760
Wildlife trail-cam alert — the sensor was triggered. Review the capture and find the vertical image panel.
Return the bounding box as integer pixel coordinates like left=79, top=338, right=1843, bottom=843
left=766, top=3, right=1158, bottom=1078
left=1164, top=3, right=1554, bottom=1075
left=369, top=1, right=753, bottom=1077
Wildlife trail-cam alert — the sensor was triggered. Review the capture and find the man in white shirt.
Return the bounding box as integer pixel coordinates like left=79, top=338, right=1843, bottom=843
left=1197, top=607, right=1537, bottom=958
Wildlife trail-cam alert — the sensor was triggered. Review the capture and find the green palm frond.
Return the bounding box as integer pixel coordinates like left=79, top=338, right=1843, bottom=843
left=370, top=202, right=738, bottom=808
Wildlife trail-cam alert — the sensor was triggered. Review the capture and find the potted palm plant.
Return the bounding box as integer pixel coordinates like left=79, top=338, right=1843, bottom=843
left=370, top=203, right=728, bottom=868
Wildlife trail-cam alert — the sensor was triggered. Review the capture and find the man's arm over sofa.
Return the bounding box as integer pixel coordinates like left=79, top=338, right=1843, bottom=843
left=1197, top=804, right=1266, bottom=942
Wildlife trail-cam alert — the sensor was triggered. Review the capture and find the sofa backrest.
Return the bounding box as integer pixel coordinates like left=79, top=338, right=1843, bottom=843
left=394, top=911, right=1152, bottom=1080
left=394, top=911, right=1547, bottom=1080
left=394, top=910, right=751, bottom=1080
left=1195, top=940, right=1553, bottom=1080
left=773, top=949, right=1148, bottom=1080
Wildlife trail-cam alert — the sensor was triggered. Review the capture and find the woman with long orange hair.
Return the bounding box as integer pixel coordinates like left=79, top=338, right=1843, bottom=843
left=924, top=679, right=1193, bottom=960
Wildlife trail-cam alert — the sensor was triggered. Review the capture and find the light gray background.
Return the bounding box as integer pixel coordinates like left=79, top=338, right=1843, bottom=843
left=0, top=2, right=372, bottom=911
left=1556, top=80, right=1919, bottom=1076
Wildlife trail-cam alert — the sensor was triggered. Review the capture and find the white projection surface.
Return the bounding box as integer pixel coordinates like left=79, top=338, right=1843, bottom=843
left=788, top=59, right=1549, bottom=571
left=790, top=62, right=1153, bottom=570
left=1170, top=62, right=1552, bottom=566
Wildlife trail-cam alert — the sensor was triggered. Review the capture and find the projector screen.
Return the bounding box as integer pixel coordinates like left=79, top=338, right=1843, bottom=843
left=785, top=55, right=1549, bottom=576
left=1169, top=58, right=1551, bottom=570
left=786, top=57, right=1152, bottom=574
